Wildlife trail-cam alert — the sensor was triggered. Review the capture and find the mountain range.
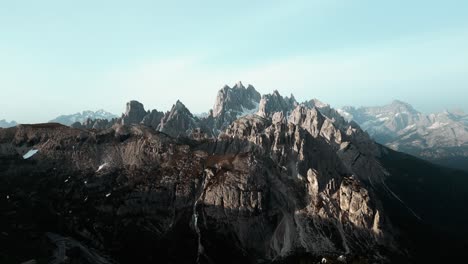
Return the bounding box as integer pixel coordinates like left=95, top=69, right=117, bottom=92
left=0, top=119, right=17, bottom=128
left=5, top=86, right=467, bottom=173
left=338, top=101, right=468, bottom=171
left=1, top=83, right=467, bottom=263
left=49, top=110, right=118, bottom=126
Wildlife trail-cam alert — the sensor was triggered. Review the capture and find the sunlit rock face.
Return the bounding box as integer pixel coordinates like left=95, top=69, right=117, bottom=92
left=209, top=107, right=390, bottom=260
left=257, top=90, right=297, bottom=118
left=210, top=82, right=262, bottom=133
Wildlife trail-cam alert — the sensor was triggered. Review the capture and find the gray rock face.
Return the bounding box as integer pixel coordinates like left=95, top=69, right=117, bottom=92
left=208, top=108, right=391, bottom=259
left=157, top=100, right=200, bottom=138
left=257, top=90, right=297, bottom=118
left=121, top=100, right=148, bottom=125
left=338, top=101, right=468, bottom=170
left=210, top=82, right=261, bottom=132
left=0, top=119, right=17, bottom=128
left=141, top=109, right=164, bottom=129
left=212, top=82, right=261, bottom=118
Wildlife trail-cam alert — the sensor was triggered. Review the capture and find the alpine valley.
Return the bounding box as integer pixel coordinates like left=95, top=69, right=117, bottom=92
left=1, top=82, right=467, bottom=264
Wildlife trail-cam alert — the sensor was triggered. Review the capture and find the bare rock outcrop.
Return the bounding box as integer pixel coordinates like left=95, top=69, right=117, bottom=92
left=157, top=100, right=201, bottom=138
left=257, top=90, right=297, bottom=118
left=209, top=82, right=262, bottom=132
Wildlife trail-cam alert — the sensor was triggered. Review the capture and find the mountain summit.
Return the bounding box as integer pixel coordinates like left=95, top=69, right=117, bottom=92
left=210, top=82, right=261, bottom=131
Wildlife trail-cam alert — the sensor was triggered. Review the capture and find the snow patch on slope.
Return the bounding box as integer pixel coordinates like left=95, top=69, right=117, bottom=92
left=23, top=149, right=38, bottom=159
left=428, top=122, right=448, bottom=130
left=237, top=101, right=260, bottom=118
left=97, top=163, right=109, bottom=172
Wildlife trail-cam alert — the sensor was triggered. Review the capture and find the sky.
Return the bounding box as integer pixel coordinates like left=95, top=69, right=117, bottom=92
left=1, top=0, right=468, bottom=123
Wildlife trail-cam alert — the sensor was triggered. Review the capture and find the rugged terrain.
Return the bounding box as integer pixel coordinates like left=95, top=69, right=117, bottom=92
left=339, top=101, right=468, bottom=171
left=1, top=84, right=467, bottom=264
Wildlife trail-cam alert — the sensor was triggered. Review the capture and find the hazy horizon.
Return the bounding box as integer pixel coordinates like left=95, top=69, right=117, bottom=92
left=2, top=84, right=466, bottom=124
left=2, top=0, right=468, bottom=123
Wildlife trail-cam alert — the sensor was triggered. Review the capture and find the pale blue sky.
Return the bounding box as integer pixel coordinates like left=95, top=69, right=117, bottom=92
left=1, top=0, right=468, bottom=123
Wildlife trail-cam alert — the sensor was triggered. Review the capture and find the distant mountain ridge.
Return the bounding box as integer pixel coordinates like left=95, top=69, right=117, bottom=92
left=12, top=91, right=468, bottom=173
left=0, top=119, right=17, bottom=128
left=49, top=109, right=118, bottom=126
left=338, top=101, right=468, bottom=171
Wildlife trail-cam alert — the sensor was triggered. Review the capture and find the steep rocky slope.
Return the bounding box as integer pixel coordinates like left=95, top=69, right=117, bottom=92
left=208, top=81, right=261, bottom=133
left=257, top=91, right=297, bottom=118
left=157, top=100, right=202, bottom=138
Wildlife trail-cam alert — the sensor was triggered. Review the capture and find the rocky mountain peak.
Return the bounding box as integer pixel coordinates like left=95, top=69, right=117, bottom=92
left=122, top=100, right=148, bottom=125
left=174, top=99, right=188, bottom=111
left=390, top=99, right=411, bottom=107
left=157, top=100, right=198, bottom=137
left=170, top=100, right=192, bottom=116
left=210, top=82, right=261, bottom=132
left=233, top=81, right=245, bottom=89
left=389, top=100, right=418, bottom=114
left=213, top=83, right=261, bottom=116
left=257, top=90, right=298, bottom=118
left=304, top=98, right=330, bottom=109
left=125, top=100, right=145, bottom=114
left=289, top=105, right=326, bottom=138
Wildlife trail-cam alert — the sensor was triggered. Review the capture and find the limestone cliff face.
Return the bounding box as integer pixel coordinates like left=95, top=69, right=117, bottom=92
left=212, top=82, right=261, bottom=118
left=141, top=109, right=164, bottom=129
left=211, top=109, right=390, bottom=259
left=210, top=82, right=262, bottom=132
left=121, top=100, right=148, bottom=125
left=257, top=90, right=297, bottom=118
left=157, top=100, right=201, bottom=138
